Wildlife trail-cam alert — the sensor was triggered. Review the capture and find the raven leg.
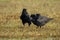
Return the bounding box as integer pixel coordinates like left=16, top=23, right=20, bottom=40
left=40, top=26, right=41, bottom=28
left=22, top=21, right=26, bottom=26
left=28, top=22, right=31, bottom=26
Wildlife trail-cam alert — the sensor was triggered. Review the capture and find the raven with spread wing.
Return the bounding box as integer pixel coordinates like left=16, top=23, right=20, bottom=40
left=31, top=14, right=53, bottom=27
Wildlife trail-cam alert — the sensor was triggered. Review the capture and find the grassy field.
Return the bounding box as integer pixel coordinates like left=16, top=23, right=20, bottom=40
left=0, top=0, right=60, bottom=40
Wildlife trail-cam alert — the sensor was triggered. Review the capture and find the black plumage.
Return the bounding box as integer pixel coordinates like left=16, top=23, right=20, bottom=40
left=20, top=9, right=53, bottom=27
left=31, top=14, right=53, bottom=27
left=20, top=8, right=31, bottom=26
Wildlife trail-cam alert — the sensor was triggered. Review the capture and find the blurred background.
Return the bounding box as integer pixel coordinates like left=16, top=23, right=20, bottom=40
left=0, top=0, right=60, bottom=40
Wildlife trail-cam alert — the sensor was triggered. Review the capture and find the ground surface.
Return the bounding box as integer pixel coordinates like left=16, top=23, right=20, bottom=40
left=0, top=0, right=60, bottom=40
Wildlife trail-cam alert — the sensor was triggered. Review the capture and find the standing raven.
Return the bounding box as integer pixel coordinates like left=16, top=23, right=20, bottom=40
left=31, top=14, right=53, bottom=27
left=20, top=8, right=32, bottom=26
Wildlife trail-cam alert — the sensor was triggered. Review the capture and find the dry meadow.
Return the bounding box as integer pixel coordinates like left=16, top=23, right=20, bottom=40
left=0, top=0, right=60, bottom=40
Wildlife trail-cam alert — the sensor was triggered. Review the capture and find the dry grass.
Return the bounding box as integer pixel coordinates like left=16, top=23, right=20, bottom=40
left=0, top=0, right=60, bottom=40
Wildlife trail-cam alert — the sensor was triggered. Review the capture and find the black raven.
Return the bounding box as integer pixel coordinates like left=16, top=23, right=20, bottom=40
left=31, top=14, right=53, bottom=27
left=20, top=8, right=32, bottom=26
